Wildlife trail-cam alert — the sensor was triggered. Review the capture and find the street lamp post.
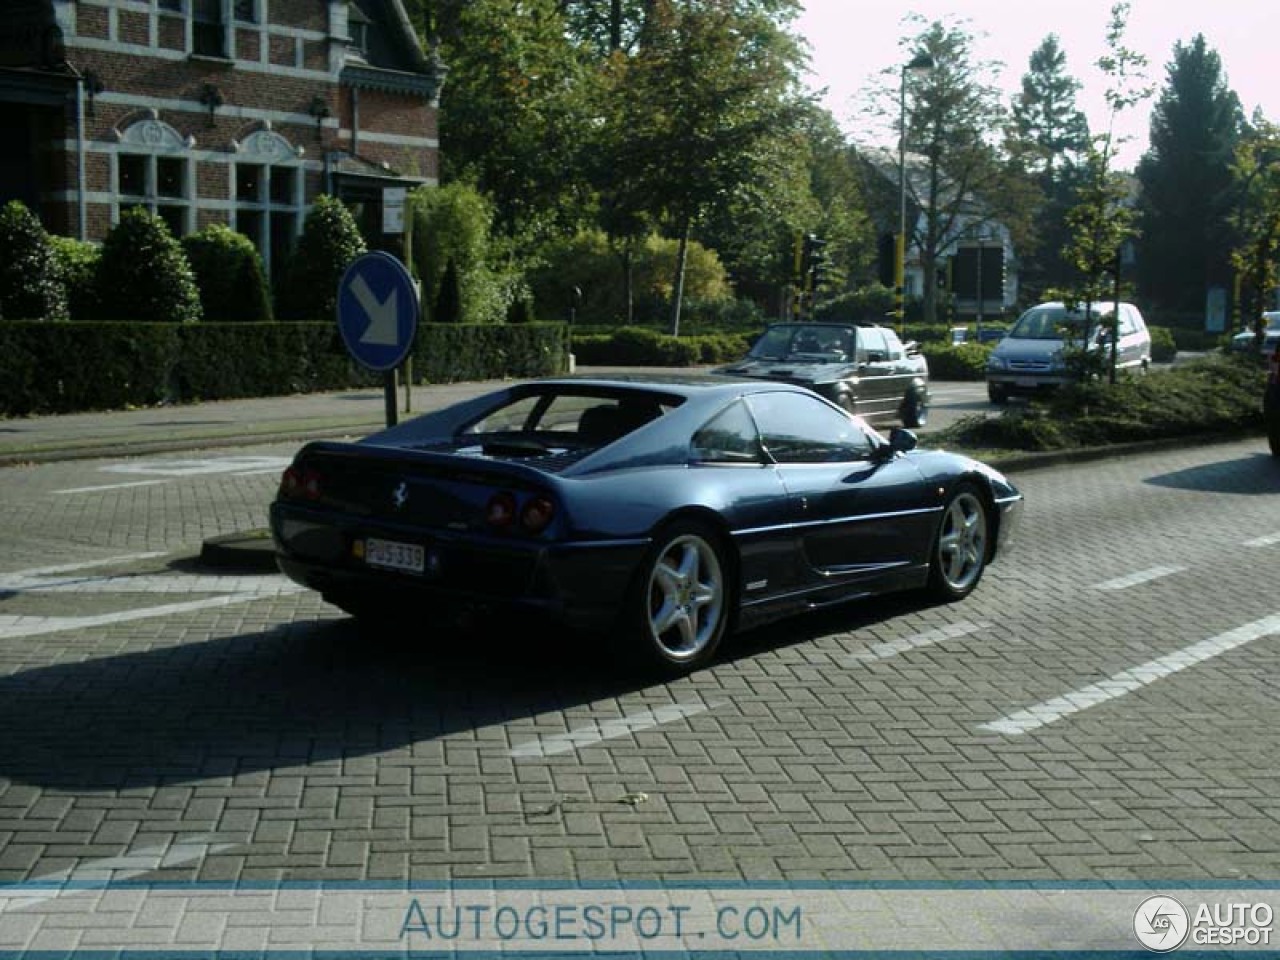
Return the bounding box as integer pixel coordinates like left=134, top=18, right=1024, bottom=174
left=896, top=51, right=934, bottom=335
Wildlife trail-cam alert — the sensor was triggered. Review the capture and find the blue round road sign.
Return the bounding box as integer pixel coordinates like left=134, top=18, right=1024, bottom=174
left=336, top=251, right=420, bottom=372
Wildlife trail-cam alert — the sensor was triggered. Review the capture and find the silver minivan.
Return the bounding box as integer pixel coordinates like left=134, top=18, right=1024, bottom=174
left=985, top=300, right=1152, bottom=404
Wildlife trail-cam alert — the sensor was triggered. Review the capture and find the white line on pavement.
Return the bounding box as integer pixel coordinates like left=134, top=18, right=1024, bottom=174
left=0, top=835, right=239, bottom=913
left=0, top=595, right=262, bottom=641
left=1, top=553, right=168, bottom=578
left=979, top=613, right=1280, bottom=736
left=508, top=702, right=718, bottom=758
left=1244, top=532, right=1280, bottom=547
left=842, top=620, right=990, bottom=665
left=0, top=572, right=300, bottom=596
left=1090, top=565, right=1185, bottom=591
left=52, top=479, right=173, bottom=495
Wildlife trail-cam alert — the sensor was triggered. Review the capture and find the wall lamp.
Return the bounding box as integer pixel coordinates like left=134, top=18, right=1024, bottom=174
left=82, top=69, right=105, bottom=117
left=309, top=94, right=331, bottom=135
left=199, top=82, right=224, bottom=127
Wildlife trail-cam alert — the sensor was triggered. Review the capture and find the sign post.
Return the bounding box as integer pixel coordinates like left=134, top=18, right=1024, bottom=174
left=336, top=251, right=419, bottom=427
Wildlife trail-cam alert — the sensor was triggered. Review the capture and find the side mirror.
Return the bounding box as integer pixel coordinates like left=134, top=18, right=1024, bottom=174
left=873, top=427, right=917, bottom=462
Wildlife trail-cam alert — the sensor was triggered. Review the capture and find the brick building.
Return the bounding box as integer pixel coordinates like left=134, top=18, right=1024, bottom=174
left=0, top=0, right=445, bottom=277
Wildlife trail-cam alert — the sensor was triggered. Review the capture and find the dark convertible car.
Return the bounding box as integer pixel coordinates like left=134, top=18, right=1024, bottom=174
left=271, top=375, right=1021, bottom=675
left=714, top=322, right=931, bottom=427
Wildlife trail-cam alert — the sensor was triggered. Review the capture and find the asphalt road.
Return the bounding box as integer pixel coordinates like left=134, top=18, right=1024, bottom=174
left=2, top=428, right=1279, bottom=953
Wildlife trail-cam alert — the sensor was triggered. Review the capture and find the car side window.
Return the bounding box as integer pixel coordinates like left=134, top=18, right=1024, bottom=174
left=746, top=391, right=873, bottom=464
left=691, top=400, right=763, bottom=464
left=882, top=329, right=904, bottom=360
left=858, top=327, right=887, bottom=363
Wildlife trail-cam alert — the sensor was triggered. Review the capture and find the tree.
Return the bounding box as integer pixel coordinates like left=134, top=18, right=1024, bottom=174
left=1005, top=35, right=1092, bottom=302
left=0, top=200, right=68, bottom=322
left=1230, top=120, right=1280, bottom=339
left=1135, top=34, right=1243, bottom=316
left=181, top=224, right=273, bottom=323
left=612, top=0, right=809, bottom=334
left=439, top=0, right=593, bottom=244
left=274, top=195, right=366, bottom=323
left=1008, top=35, right=1090, bottom=181
left=97, top=206, right=201, bottom=323
left=886, top=16, right=1014, bottom=326
left=1053, top=2, right=1152, bottom=383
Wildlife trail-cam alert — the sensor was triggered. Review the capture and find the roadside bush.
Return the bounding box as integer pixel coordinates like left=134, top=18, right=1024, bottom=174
left=570, top=326, right=741, bottom=366
left=1148, top=325, right=1177, bottom=363
left=275, top=194, right=366, bottom=322
left=97, top=206, right=201, bottom=323
left=922, top=341, right=992, bottom=380
left=813, top=285, right=896, bottom=325
left=939, top=352, right=1266, bottom=452
left=48, top=236, right=101, bottom=321
left=0, top=200, right=68, bottom=322
left=181, top=224, right=272, bottom=323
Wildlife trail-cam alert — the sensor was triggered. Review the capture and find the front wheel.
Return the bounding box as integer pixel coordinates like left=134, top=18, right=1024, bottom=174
left=987, top=383, right=1008, bottom=406
left=926, top=483, right=990, bottom=601
left=622, top=520, right=732, bottom=676
left=1269, top=416, right=1280, bottom=457
left=902, top=390, right=928, bottom=428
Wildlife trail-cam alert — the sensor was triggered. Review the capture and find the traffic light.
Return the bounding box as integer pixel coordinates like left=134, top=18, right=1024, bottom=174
left=802, top=233, right=828, bottom=290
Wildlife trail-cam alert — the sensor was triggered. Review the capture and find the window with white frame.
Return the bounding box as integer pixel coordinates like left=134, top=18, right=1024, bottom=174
left=114, top=117, right=193, bottom=237
left=233, top=129, right=305, bottom=279
left=192, top=0, right=228, bottom=57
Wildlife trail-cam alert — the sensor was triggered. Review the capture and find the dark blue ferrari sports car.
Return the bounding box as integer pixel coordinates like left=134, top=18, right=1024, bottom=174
left=271, top=374, right=1022, bottom=675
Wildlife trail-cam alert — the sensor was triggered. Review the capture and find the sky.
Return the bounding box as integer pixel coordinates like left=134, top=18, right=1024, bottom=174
left=793, top=0, right=1279, bottom=170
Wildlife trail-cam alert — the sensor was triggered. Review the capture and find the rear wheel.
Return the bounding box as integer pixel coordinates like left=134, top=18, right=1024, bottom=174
left=902, top=390, right=928, bottom=428
left=987, top=383, right=1008, bottom=405
left=927, top=483, right=990, bottom=601
left=622, top=519, right=732, bottom=676
left=1269, top=415, right=1280, bottom=457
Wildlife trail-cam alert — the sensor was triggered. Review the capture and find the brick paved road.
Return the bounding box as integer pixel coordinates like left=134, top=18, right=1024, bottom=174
left=1, top=438, right=1279, bottom=886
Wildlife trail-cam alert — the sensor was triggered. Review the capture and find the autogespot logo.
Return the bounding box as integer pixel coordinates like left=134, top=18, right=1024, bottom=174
left=1134, top=895, right=1190, bottom=952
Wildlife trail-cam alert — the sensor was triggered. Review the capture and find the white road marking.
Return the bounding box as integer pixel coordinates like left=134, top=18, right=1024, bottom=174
left=842, top=620, right=990, bottom=664
left=53, top=479, right=173, bottom=495
left=509, top=702, right=716, bottom=758
left=0, top=553, right=167, bottom=578
left=1245, top=532, right=1280, bottom=548
left=102, top=456, right=291, bottom=477
left=0, top=595, right=263, bottom=641
left=1090, top=565, right=1185, bottom=591
left=0, top=835, right=239, bottom=912
left=0, top=572, right=299, bottom=596
left=979, top=613, right=1280, bottom=736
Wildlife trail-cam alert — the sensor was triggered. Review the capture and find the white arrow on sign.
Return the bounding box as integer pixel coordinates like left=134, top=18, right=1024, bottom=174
left=350, top=273, right=400, bottom=346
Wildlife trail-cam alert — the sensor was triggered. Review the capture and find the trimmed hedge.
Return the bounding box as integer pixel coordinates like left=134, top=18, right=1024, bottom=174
left=0, top=322, right=570, bottom=416
left=920, top=341, right=993, bottom=380
left=569, top=326, right=755, bottom=366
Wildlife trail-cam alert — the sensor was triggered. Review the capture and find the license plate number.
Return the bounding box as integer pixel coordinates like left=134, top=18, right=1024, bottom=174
left=365, top=538, right=425, bottom=574
left=1015, top=377, right=1038, bottom=388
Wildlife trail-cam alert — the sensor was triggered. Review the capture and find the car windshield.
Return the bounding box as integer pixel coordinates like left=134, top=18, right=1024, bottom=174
left=747, top=325, right=853, bottom=360
left=1009, top=306, right=1113, bottom=340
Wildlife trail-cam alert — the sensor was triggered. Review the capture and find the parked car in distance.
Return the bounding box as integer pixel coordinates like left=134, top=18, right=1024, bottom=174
left=1266, top=341, right=1280, bottom=457
left=270, top=374, right=1022, bottom=676
left=712, top=322, right=931, bottom=427
left=1231, top=311, right=1280, bottom=359
left=985, top=300, right=1152, bottom=404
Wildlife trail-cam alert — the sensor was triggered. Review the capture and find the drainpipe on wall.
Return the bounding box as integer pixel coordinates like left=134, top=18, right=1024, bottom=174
left=74, top=73, right=87, bottom=240
left=351, top=86, right=359, bottom=154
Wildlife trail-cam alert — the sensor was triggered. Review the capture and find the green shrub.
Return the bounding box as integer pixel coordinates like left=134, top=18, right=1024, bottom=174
left=275, top=195, right=366, bottom=322
left=0, top=200, right=68, bottom=322
left=48, top=235, right=100, bottom=321
left=568, top=326, right=747, bottom=366
left=97, top=207, right=201, bottom=323
left=181, top=224, right=272, bottom=323
left=813, top=285, right=896, bottom=325
left=940, top=352, right=1265, bottom=452
left=1148, top=325, right=1177, bottom=363
left=922, top=341, right=992, bottom=380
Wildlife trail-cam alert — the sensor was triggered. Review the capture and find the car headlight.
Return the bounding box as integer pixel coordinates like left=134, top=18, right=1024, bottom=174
left=987, top=356, right=1006, bottom=371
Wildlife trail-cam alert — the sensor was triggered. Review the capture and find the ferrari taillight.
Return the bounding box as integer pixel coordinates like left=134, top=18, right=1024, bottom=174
left=520, top=496, right=555, bottom=534
left=485, top=492, right=517, bottom=528
left=279, top=465, right=322, bottom=500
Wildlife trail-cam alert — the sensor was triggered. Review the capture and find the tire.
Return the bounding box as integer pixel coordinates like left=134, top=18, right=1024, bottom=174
left=1269, top=418, right=1280, bottom=458
left=622, top=519, right=733, bottom=675
left=836, top=392, right=856, bottom=415
left=902, top=390, right=928, bottom=428
left=987, top=383, right=1008, bottom=406
left=926, top=483, right=990, bottom=601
